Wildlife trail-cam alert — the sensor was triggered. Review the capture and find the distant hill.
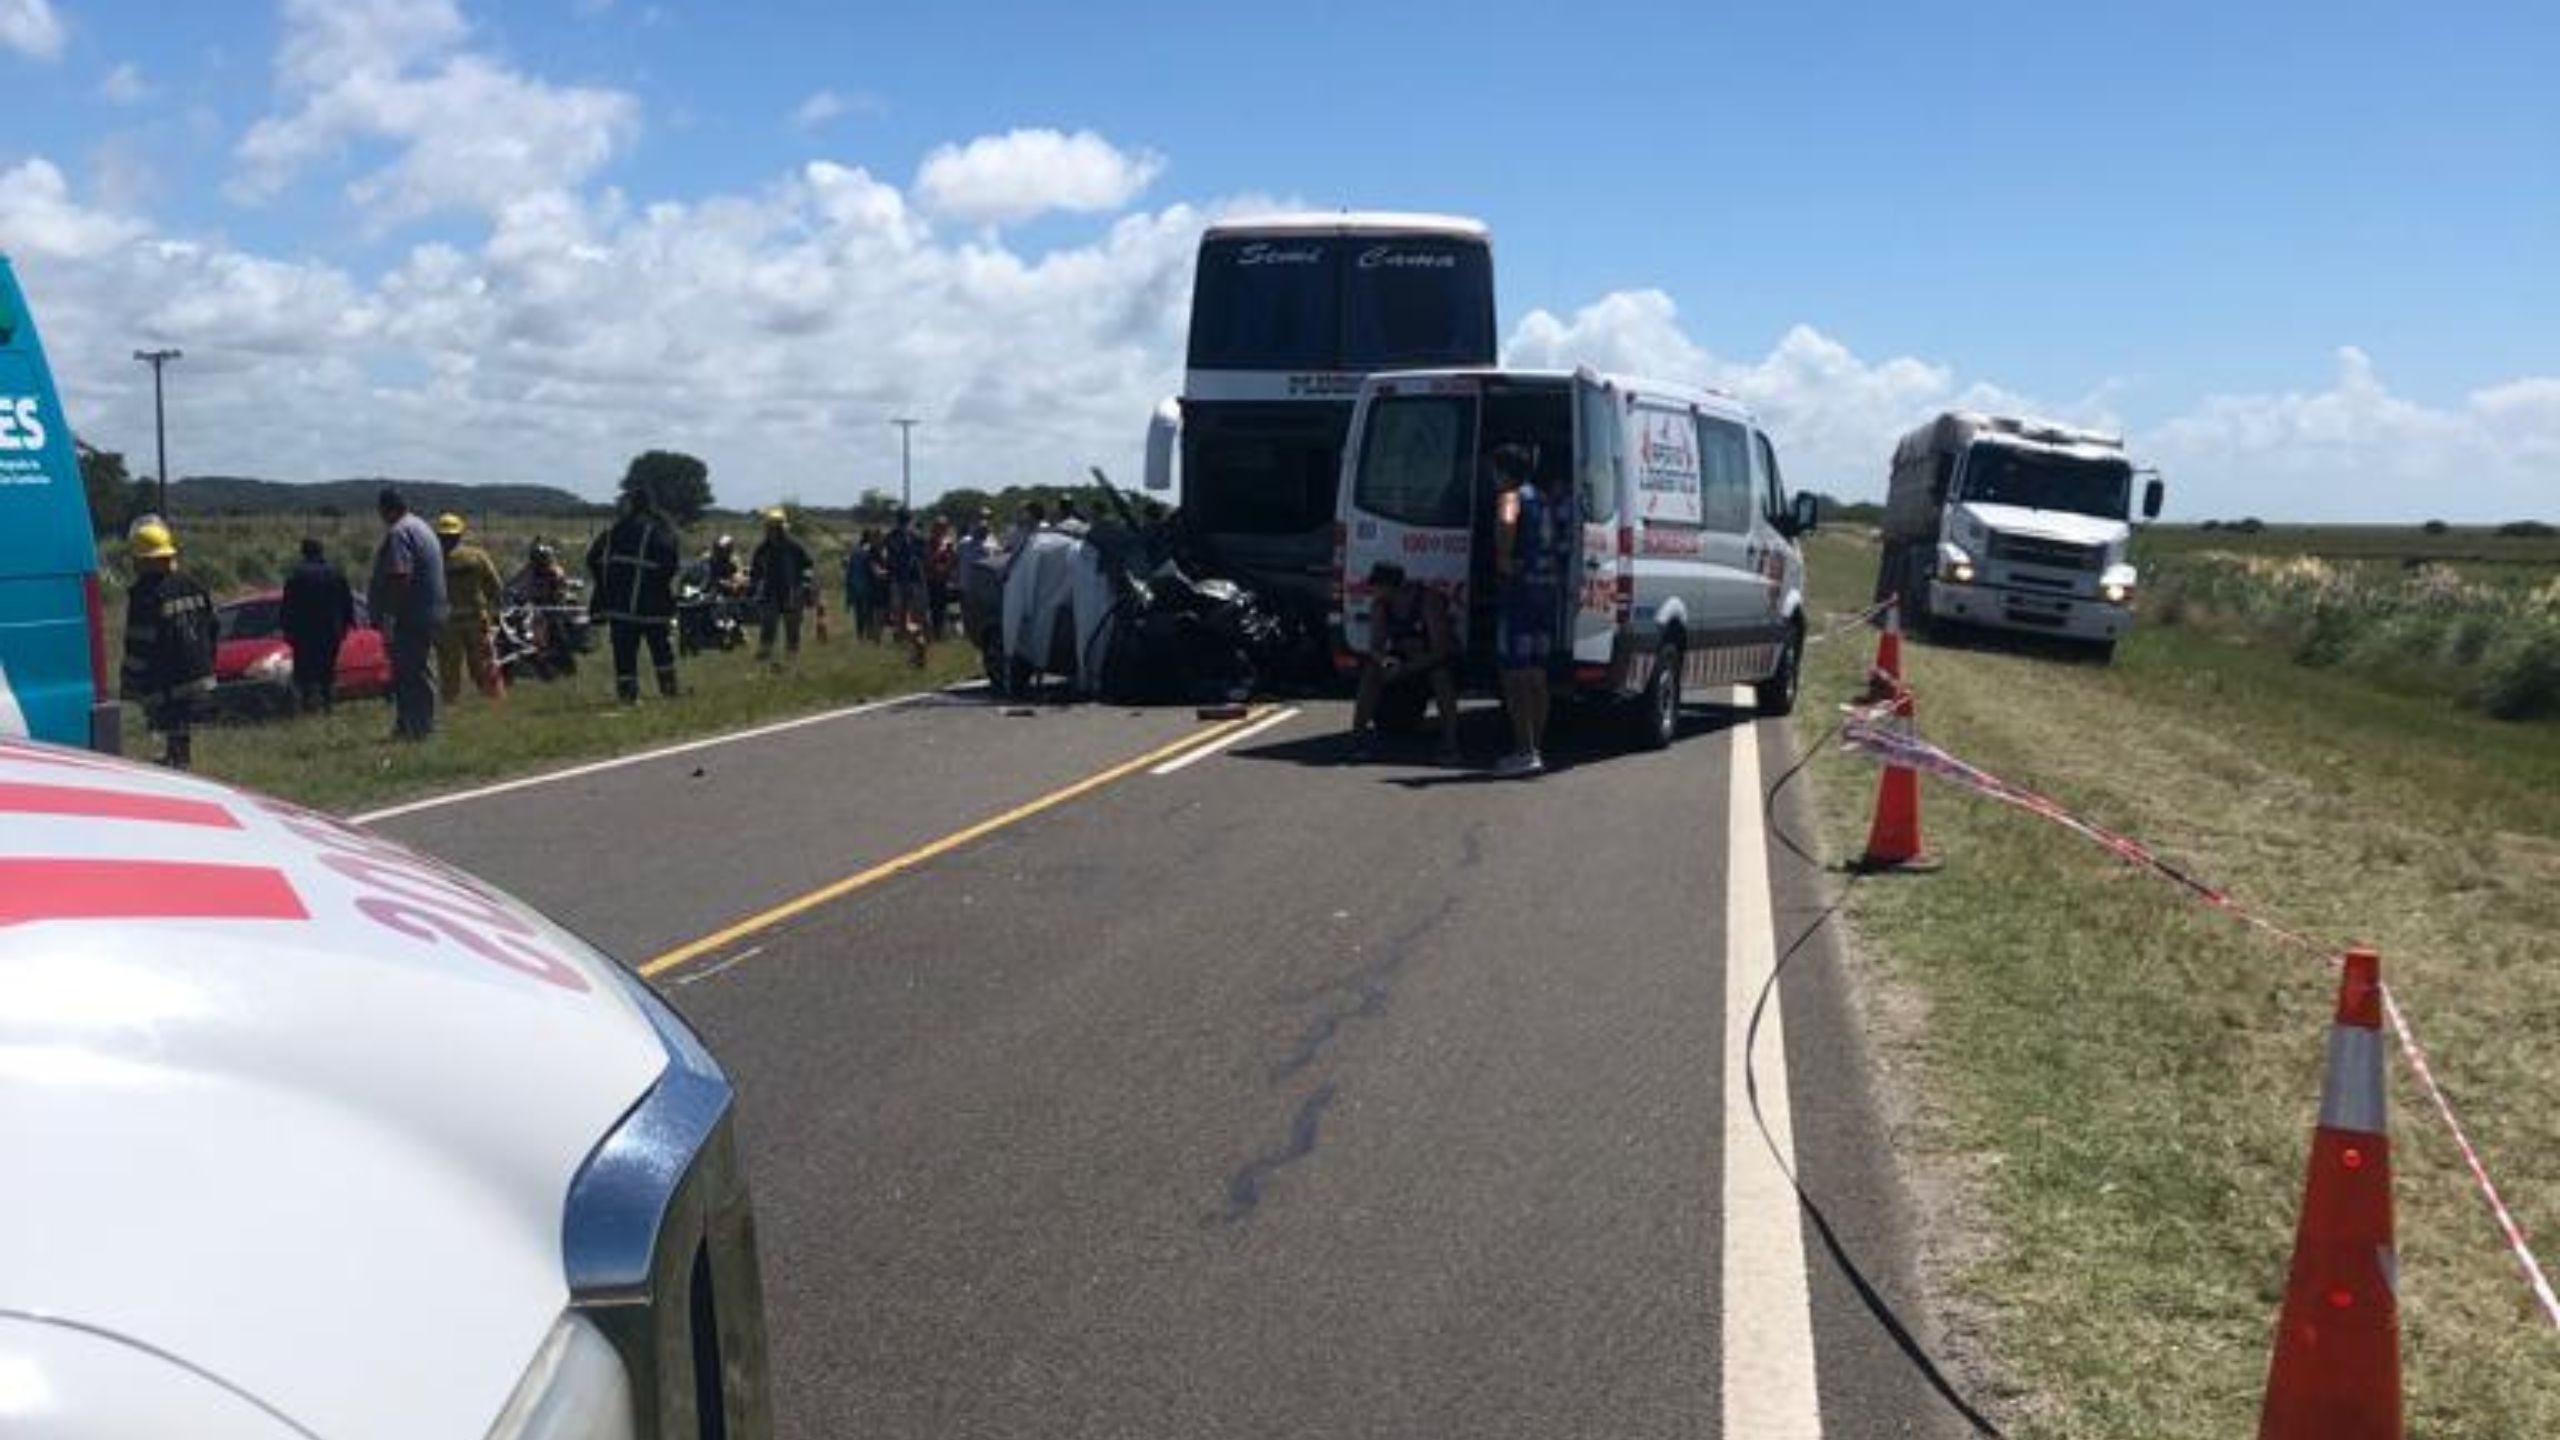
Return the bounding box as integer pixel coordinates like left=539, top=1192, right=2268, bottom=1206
left=168, top=475, right=604, bottom=517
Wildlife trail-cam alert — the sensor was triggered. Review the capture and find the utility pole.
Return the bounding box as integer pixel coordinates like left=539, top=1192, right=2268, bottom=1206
left=133, top=347, right=182, bottom=515
left=891, top=417, right=919, bottom=510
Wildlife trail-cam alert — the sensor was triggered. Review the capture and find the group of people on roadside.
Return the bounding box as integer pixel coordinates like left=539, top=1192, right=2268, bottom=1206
left=113, top=490, right=498, bottom=766
left=841, top=508, right=994, bottom=661
left=1347, top=442, right=1563, bottom=777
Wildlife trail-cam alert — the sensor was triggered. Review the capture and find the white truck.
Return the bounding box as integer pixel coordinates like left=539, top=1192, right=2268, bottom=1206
left=1876, top=411, right=2164, bottom=660
left=0, top=740, right=769, bottom=1439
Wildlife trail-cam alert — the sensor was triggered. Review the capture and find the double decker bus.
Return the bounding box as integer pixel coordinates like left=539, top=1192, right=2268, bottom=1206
left=1144, top=213, right=1496, bottom=637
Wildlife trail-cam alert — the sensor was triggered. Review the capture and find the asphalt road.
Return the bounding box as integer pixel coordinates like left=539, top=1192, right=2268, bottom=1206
left=379, top=688, right=1965, bottom=1438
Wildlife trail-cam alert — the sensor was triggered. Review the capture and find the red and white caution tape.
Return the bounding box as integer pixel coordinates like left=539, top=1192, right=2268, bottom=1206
left=2377, top=986, right=2560, bottom=1329
left=1838, top=711, right=2560, bottom=1331
left=1805, top=596, right=1898, bottom=647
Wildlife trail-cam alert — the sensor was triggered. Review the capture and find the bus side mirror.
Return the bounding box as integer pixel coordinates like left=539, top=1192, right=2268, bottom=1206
left=1787, top=492, right=1818, bottom=537
left=2141, top=477, right=2164, bottom=520
left=1143, top=398, right=1180, bottom=494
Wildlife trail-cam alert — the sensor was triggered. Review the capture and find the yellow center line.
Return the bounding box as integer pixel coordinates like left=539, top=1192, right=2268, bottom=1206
left=637, top=710, right=1264, bottom=979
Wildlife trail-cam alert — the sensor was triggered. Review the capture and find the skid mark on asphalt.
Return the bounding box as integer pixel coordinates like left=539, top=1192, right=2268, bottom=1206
left=1268, top=893, right=1457, bottom=1083
left=1219, top=1084, right=1338, bottom=1224
left=1219, top=889, right=1460, bottom=1225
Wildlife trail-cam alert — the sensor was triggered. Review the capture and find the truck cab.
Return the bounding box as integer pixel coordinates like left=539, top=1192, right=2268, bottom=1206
left=0, top=256, right=119, bottom=752
left=1877, top=412, right=2163, bottom=660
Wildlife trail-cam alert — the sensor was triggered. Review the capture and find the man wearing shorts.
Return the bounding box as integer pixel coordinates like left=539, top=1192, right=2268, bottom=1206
left=1348, top=561, right=1461, bottom=765
left=882, top=508, right=931, bottom=667
left=1491, top=442, right=1559, bottom=777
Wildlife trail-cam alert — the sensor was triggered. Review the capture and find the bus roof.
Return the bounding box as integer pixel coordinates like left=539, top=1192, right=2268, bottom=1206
left=1203, top=211, right=1491, bottom=242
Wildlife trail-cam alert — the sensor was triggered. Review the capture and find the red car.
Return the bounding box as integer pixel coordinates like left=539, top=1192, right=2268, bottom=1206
left=211, top=589, right=392, bottom=715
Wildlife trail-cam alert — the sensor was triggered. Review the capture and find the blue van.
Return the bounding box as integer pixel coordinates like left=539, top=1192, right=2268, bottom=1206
left=0, top=254, right=119, bottom=753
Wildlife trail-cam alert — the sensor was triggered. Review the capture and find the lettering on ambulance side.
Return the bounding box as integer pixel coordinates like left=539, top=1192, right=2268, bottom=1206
left=0, top=396, right=48, bottom=450
left=252, top=797, right=592, bottom=994
left=1399, top=531, right=1469, bottom=557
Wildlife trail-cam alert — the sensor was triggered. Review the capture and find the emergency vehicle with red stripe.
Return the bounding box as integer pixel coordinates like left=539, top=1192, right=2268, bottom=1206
left=1335, top=367, right=1818, bottom=749
left=0, top=738, right=770, bottom=1438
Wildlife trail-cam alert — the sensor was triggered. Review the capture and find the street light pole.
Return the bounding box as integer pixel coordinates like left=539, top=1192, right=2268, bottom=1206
left=891, top=417, right=919, bottom=510
left=133, top=347, right=182, bottom=515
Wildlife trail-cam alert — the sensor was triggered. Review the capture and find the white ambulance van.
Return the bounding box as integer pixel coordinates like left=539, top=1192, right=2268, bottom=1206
left=0, top=741, right=770, bottom=1439
left=1335, top=367, right=1816, bottom=747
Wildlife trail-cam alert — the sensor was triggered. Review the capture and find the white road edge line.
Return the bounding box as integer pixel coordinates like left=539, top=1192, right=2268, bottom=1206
left=1721, top=689, right=1825, bottom=1437
left=350, top=685, right=978, bottom=825
left=1148, top=706, right=1300, bottom=775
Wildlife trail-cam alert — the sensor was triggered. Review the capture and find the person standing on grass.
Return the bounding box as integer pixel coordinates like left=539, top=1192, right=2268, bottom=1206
left=433, top=514, right=507, bottom=705
left=1489, top=443, right=1558, bottom=777
left=279, top=536, right=354, bottom=714
left=586, top=488, right=682, bottom=704
left=882, top=508, right=930, bottom=667
left=925, top=517, right=957, bottom=640
left=748, top=508, right=814, bottom=666
left=844, top=530, right=877, bottom=643
left=957, top=508, right=995, bottom=643
left=368, top=487, right=449, bottom=742
left=119, top=520, right=217, bottom=770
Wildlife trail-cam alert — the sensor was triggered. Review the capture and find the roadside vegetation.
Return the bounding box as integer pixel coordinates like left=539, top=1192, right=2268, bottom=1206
left=1789, top=526, right=2559, bottom=1437
left=2135, top=523, right=2560, bottom=722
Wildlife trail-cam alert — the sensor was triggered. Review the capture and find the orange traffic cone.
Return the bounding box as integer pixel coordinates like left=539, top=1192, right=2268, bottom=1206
left=2261, top=946, right=2400, bottom=1440
left=1862, top=595, right=1907, bottom=704
left=1851, top=677, right=1940, bottom=873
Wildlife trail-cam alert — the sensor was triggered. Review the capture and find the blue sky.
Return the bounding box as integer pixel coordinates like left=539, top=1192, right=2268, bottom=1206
left=1, top=0, right=2552, bottom=517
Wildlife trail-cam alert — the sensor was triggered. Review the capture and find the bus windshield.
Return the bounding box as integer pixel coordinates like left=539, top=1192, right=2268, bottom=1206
left=1959, top=445, right=2132, bottom=520
left=1187, top=235, right=1494, bottom=372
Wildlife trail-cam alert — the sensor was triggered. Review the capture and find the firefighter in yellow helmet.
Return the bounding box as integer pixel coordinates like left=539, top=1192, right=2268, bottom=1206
left=432, top=513, right=506, bottom=704
left=120, top=520, right=218, bottom=769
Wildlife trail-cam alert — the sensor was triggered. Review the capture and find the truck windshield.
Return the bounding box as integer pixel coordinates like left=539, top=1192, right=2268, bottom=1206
left=1187, top=235, right=1494, bottom=372
left=1959, top=446, right=2131, bottom=520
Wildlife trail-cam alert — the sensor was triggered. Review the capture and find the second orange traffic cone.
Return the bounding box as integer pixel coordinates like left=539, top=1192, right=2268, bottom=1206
left=2261, top=946, right=2401, bottom=1440
left=1862, top=594, right=1907, bottom=704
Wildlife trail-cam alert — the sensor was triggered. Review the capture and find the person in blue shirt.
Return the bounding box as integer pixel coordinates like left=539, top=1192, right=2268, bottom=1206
left=881, top=509, right=930, bottom=668
left=1490, top=443, right=1558, bottom=777
left=367, top=487, right=449, bottom=741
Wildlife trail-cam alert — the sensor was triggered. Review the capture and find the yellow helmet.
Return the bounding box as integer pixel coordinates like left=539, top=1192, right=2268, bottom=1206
left=433, top=512, right=468, bottom=537
left=129, top=520, right=178, bottom=561
left=762, top=507, right=788, bottom=526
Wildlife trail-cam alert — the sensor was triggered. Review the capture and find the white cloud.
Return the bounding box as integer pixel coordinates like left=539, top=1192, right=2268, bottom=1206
left=0, top=158, right=147, bottom=261
left=1505, top=291, right=2075, bottom=500
left=0, top=0, right=64, bottom=62
left=915, top=128, right=1165, bottom=228
left=1506, top=291, right=2555, bottom=522
left=792, top=90, right=845, bottom=129
left=792, top=87, right=883, bottom=131
left=100, top=61, right=149, bottom=104
left=13, top=142, right=1263, bottom=505
left=230, top=0, right=638, bottom=225
left=2148, top=349, right=2560, bottom=522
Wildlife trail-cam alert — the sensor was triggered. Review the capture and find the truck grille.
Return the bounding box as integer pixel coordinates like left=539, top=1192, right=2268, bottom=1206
left=1990, top=533, right=2102, bottom=572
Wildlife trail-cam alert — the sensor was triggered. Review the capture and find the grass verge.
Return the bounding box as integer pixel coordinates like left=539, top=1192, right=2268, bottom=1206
left=1788, top=528, right=2559, bottom=1437
left=171, top=630, right=979, bottom=815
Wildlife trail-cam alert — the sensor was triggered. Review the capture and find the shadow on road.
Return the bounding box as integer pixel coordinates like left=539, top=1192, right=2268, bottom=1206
left=1230, top=700, right=1754, bottom=783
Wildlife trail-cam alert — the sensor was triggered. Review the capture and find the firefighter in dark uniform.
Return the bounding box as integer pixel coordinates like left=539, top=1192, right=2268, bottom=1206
left=585, top=490, right=682, bottom=703
left=747, top=508, right=814, bottom=665
left=120, top=520, right=218, bottom=770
